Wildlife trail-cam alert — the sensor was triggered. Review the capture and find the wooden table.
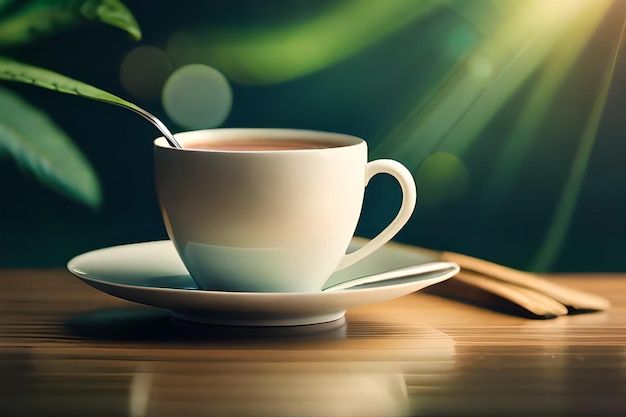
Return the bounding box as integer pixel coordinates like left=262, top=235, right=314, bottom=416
left=1, top=269, right=625, bottom=417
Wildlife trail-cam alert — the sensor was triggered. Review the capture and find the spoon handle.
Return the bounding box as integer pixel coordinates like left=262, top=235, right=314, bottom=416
left=322, top=262, right=459, bottom=292
left=0, top=57, right=183, bottom=149
left=118, top=102, right=183, bottom=149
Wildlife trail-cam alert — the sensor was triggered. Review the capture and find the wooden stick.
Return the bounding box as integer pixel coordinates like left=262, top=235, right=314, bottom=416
left=427, top=270, right=569, bottom=319
left=454, top=271, right=569, bottom=317
left=440, top=251, right=611, bottom=312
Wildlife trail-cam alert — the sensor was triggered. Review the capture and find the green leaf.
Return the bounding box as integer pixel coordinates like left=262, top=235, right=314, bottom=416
left=0, top=84, right=101, bottom=207
left=0, top=56, right=178, bottom=148
left=80, top=0, right=141, bottom=40
left=0, top=0, right=141, bottom=49
left=0, top=56, right=144, bottom=112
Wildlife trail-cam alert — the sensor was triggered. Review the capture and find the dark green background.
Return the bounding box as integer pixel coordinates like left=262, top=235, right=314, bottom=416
left=1, top=0, right=624, bottom=272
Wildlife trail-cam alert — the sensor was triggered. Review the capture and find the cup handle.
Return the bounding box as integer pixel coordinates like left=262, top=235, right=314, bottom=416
left=335, top=159, right=417, bottom=271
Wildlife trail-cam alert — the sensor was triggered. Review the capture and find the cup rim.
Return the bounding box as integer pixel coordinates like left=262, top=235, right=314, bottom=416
left=154, top=128, right=365, bottom=153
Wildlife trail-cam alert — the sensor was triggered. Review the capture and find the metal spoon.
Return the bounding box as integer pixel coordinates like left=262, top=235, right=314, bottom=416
left=118, top=102, right=183, bottom=149
left=0, top=59, right=184, bottom=149
left=322, top=262, right=459, bottom=292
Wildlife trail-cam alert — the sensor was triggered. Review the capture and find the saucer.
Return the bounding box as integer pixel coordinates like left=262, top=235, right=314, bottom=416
left=67, top=237, right=456, bottom=326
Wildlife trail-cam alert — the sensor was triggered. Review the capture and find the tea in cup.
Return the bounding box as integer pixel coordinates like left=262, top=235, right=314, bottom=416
left=154, top=128, right=416, bottom=292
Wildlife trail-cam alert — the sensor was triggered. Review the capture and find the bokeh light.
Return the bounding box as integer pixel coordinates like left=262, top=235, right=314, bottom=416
left=164, top=31, right=201, bottom=68
left=120, top=46, right=173, bottom=100
left=415, top=152, right=469, bottom=206
left=4, top=0, right=624, bottom=274
left=467, top=54, right=493, bottom=79
left=162, top=64, right=232, bottom=129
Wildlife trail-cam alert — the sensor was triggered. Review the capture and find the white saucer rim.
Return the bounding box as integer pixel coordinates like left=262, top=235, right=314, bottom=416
left=67, top=240, right=457, bottom=298
left=69, top=264, right=456, bottom=298
left=66, top=239, right=458, bottom=326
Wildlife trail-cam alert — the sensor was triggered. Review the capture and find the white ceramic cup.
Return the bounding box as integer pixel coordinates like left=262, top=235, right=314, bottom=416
left=154, top=128, right=416, bottom=292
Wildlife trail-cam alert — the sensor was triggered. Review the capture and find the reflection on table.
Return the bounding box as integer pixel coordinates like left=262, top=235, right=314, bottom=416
left=1, top=269, right=625, bottom=416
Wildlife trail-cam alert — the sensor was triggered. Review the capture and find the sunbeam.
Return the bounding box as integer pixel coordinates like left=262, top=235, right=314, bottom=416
left=371, top=0, right=617, bottom=270
left=373, top=0, right=612, bottom=169
left=531, top=11, right=626, bottom=271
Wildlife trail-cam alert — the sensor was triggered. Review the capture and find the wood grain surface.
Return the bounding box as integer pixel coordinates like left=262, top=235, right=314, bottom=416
left=1, top=269, right=625, bottom=416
